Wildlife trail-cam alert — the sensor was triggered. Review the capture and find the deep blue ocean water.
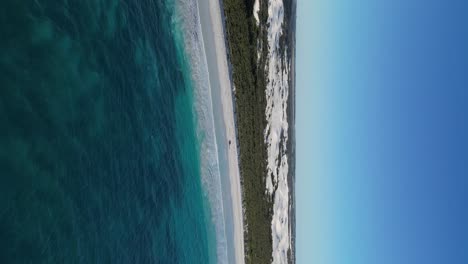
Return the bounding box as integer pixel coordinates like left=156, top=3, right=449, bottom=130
left=0, top=0, right=215, bottom=263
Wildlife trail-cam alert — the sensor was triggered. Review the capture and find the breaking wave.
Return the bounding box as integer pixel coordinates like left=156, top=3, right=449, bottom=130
left=174, top=1, right=229, bottom=263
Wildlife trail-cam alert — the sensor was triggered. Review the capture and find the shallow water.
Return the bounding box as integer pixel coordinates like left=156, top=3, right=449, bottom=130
left=0, top=0, right=214, bottom=263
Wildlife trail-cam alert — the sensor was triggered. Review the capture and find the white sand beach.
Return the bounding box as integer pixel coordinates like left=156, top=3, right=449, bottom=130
left=197, top=0, right=245, bottom=263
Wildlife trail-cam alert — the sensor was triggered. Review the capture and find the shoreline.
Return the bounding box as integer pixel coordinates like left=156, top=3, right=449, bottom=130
left=197, top=0, right=246, bottom=263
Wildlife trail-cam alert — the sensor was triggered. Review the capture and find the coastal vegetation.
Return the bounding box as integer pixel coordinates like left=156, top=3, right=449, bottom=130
left=223, top=0, right=272, bottom=263
left=223, top=0, right=295, bottom=263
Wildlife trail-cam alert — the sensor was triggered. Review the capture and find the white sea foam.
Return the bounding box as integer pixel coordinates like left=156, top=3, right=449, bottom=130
left=262, top=0, right=291, bottom=263
left=174, top=1, right=228, bottom=263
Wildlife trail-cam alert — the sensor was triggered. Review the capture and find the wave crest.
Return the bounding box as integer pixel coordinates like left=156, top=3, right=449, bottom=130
left=174, top=1, right=228, bottom=263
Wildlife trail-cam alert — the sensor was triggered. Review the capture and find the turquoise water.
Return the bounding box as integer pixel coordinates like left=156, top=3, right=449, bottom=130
left=0, top=0, right=215, bottom=263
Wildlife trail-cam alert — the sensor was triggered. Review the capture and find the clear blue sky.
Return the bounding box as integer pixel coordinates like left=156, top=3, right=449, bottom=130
left=296, top=0, right=468, bottom=263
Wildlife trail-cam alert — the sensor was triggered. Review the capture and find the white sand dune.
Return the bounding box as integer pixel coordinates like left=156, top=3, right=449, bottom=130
left=262, top=0, right=292, bottom=263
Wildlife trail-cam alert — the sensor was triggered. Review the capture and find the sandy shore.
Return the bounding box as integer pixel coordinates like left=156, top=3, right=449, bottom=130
left=197, top=0, right=245, bottom=263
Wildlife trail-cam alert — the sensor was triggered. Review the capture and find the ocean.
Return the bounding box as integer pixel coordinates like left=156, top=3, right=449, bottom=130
left=0, top=0, right=218, bottom=263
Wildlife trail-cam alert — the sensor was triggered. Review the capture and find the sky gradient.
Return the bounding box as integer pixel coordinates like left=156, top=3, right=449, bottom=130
left=296, top=0, right=468, bottom=263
